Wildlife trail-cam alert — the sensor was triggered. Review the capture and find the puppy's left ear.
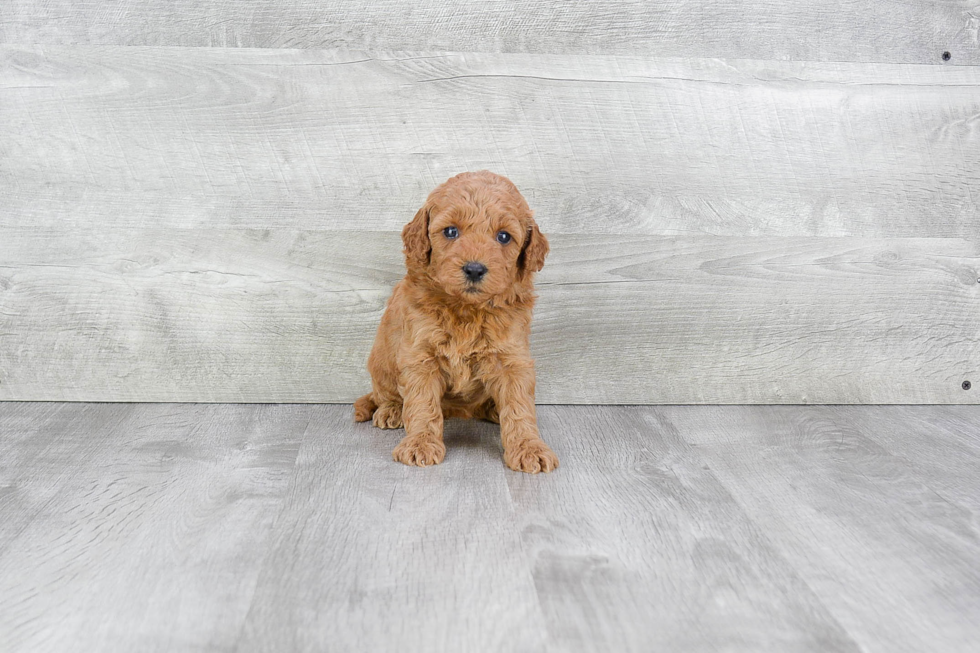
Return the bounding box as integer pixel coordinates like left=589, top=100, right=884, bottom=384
left=518, top=214, right=549, bottom=281
left=402, top=204, right=431, bottom=273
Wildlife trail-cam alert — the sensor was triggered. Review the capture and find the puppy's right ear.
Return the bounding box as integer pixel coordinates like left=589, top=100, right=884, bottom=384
left=402, top=204, right=431, bottom=273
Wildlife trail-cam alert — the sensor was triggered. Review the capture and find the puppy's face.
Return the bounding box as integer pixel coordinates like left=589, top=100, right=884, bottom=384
left=426, top=196, right=526, bottom=302
left=403, top=171, right=548, bottom=303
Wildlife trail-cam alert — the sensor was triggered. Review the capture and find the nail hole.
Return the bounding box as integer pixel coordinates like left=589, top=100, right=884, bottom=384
left=964, top=380, right=972, bottom=391
left=942, top=51, right=951, bottom=61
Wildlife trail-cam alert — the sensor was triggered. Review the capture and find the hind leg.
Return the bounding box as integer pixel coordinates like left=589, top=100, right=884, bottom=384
left=357, top=320, right=404, bottom=428
left=368, top=363, right=403, bottom=429
left=354, top=393, right=378, bottom=422
left=354, top=392, right=403, bottom=428
left=373, top=401, right=403, bottom=429
left=355, top=392, right=403, bottom=429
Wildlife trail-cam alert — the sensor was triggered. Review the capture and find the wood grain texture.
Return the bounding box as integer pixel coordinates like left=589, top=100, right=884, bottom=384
left=3, top=46, right=978, bottom=403
left=1, top=1, right=977, bottom=65
left=1, top=230, right=976, bottom=404
left=0, top=403, right=135, bottom=558
left=4, top=403, right=980, bottom=651
left=827, top=405, right=980, bottom=511
left=0, top=402, right=311, bottom=652
left=237, top=406, right=548, bottom=653
left=3, top=46, right=979, bottom=239
left=507, top=405, right=859, bottom=652
left=664, top=405, right=980, bottom=653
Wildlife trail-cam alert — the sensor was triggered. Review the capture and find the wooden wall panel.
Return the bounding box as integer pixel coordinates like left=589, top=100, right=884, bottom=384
left=3, top=47, right=978, bottom=240
left=1, top=231, right=976, bottom=404
left=1, top=1, right=976, bottom=65
left=2, top=38, right=978, bottom=404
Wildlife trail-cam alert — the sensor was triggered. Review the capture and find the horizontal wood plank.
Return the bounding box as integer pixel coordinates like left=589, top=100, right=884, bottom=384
left=1, top=1, right=976, bottom=65
left=1, top=230, right=976, bottom=403
left=2, top=46, right=979, bottom=239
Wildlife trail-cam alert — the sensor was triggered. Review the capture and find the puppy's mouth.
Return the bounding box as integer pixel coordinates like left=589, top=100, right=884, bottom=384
left=463, top=285, right=482, bottom=294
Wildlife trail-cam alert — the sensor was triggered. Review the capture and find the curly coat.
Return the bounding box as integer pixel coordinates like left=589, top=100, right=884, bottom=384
left=354, top=171, right=558, bottom=473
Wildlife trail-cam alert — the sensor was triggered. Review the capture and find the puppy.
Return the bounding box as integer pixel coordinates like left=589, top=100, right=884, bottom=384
left=354, top=171, right=558, bottom=473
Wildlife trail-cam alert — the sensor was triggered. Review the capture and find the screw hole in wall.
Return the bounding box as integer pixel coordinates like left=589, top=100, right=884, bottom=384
left=964, top=380, right=972, bottom=391
left=942, top=51, right=951, bottom=61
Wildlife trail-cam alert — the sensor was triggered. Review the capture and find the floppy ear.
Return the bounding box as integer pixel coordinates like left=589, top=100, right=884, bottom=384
left=402, top=204, right=431, bottom=273
left=517, top=217, right=549, bottom=281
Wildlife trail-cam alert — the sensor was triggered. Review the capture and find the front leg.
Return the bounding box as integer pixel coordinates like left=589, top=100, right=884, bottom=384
left=392, top=361, right=447, bottom=467
left=486, top=361, right=559, bottom=474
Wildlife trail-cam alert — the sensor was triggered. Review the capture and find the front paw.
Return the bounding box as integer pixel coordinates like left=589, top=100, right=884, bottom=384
left=393, top=434, right=446, bottom=467
left=504, top=438, right=559, bottom=474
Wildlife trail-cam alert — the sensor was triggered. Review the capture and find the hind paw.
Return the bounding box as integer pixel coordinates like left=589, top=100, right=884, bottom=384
left=373, top=402, right=403, bottom=429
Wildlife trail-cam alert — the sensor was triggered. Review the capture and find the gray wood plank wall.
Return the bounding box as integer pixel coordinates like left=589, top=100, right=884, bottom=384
left=1, top=5, right=978, bottom=404
left=1, top=1, right=976, bottom=65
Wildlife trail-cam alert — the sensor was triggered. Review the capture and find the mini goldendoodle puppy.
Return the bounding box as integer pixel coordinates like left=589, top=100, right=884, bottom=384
left=354, top=171, right=558, bottom=473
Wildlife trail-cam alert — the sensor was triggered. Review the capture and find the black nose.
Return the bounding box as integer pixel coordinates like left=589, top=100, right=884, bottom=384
left=462, top=261, right=488, bottom=282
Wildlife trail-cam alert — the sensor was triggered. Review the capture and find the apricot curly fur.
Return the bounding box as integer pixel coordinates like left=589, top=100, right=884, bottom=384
left=355, top=171, right=558, bottom=473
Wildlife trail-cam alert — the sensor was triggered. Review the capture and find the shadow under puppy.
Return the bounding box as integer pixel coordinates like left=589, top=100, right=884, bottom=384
left=354, top=171, right=558, bottom=473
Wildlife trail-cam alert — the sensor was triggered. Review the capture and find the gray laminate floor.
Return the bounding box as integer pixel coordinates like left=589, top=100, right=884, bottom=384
left=0, top=403, right=978, bottom=652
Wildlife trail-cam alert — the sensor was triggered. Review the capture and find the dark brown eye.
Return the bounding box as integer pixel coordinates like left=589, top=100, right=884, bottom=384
left=496, top=231, right=511, bottom=245
left=443, top=226, right=459, bottom=239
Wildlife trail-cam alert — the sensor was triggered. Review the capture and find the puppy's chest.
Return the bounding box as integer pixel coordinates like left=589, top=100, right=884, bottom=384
left=433, top=329, right=496, bottom=394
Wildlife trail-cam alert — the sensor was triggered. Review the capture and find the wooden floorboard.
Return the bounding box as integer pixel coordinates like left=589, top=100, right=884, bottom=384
left=662, top=405, right=980, bottom=653
left=0, top=403, right=136, bottom=558
left=505, top=406, right=857, bottom=652
left=3, top=403, right=978, bottom=651
left=238, top=406, right=547, bottom=653
left=0, top=403, right=311, bottom=652
left=827, top=405, right=980, bottom=511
